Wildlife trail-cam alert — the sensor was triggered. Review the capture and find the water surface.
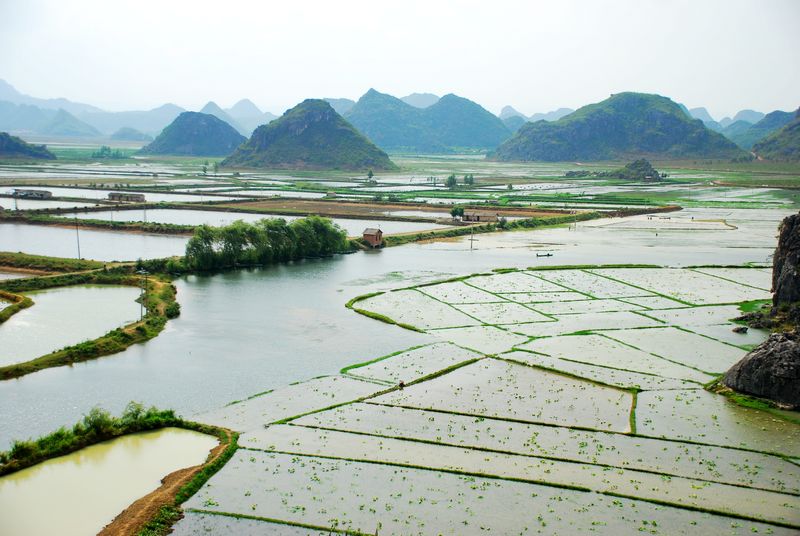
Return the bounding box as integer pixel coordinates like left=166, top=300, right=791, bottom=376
left=0, top=427, right=216, bottom=536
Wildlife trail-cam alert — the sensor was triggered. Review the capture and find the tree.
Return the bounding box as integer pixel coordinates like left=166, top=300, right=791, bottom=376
left=201, top=164, right=208, bottom=175
left=507, top=183, right=513, bottom=190
left=450, top=206, right=464, bottom=219
left=445, top=174, right=457, bottom=189
left=464, top=174, right=474, bottom=186
left=213, top=162, right=219, bottom=174
left=367, top=169, right=374, bottom=180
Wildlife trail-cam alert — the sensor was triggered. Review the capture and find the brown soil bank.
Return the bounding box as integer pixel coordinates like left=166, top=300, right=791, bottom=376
left=222, top=198, right=568, bottom=219
left=98, top=428, right=233, bottom=536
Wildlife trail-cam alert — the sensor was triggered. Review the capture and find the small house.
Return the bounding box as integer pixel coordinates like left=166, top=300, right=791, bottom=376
left=13, top=189, right=52, bottom=199
left=363, top=228, right=383, bottom=248
left=463, top=211, right=499, bottom=223
left=108, top=192, right=146, bottom=203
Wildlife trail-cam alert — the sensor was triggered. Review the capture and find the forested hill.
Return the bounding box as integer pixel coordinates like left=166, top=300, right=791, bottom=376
left=491, top=92, right=745, bottom=162
left=138, top=112, right=246, bottom=156
left=345, top=89, right=511, bottom=153
left=222, top=99, right=397, bottom=171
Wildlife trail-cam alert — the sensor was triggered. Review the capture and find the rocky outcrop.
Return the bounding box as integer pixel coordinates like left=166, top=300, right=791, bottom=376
left=772, top=212, right=800, bottom=307
left=723, top=332, right=800, bottom=408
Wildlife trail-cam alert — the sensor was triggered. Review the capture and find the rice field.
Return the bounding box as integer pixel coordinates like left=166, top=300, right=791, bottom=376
left=188, top=265, right=799, bottom=534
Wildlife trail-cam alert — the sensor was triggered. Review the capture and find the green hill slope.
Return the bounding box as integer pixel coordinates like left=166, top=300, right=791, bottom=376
left=725, top=111, right=794, bottom=150
left=0, top=132, right=55, bottom=159
left=752, top=109, right=800, bottom=161
left=491, top=92, right=745, bottom=162
left=222, top=99, right=396, bottom=171
left=345, top=89, right=510, bottom=153
left=138, top=112, right=246, bottom=156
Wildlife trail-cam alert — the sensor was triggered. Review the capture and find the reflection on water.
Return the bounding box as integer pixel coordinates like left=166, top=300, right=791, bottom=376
left=0, top=427, right=217, bottom=536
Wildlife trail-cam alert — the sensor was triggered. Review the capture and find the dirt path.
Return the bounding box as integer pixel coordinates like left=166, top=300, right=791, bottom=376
left=98, top=428, right=232, bottom=536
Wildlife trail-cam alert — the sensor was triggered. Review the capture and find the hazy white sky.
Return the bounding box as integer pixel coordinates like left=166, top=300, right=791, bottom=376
left=1, top=0, right=797, bottom=119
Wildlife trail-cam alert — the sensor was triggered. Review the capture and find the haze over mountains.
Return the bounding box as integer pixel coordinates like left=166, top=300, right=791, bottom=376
left=0, top=78, right=797, bottom=162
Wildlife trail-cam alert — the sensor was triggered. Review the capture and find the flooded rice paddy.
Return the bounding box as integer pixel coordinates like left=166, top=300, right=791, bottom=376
left=0, top=427, right=216, bottom=536
left=1, top=154, right=799, bottom=534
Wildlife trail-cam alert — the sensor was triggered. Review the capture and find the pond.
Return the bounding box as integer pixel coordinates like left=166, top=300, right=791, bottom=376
left=0, top=285, right=141, bottom=366
left=0, top=223, right=188, bottom=261
left=0, top=427, right=216, bottom=536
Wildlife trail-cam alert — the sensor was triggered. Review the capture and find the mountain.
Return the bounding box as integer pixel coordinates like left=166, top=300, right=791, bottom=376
left=323, top=98, right=356, bottom=115
left=401, top=93, right=440, bottom=108
left=528, top=108, right=574, bottom=122
left=110, top=127, right=153, bottom=142
left=79, top=103, right=185, bottom=136
left=752, top=109, right=800, bottom=161
left=0, top=101, right=100, bottom=137
left=345, top=89, right=511, bottom=153
left=200, top=101, right=247, bottom=135
left=138, top=112, right=246, bottom=156
left=503, top=115, right=527, bottom=133
left=723, top=111, right=794, bottom=150
left=38, top=109, right=101, bottom=137
left=688, top=107, right=722, bottom=131
left=491, top=92, right=745, bottom=162
left=222, top=99, right=396, bottom=171
left=225, top=99, right=277, bottom=135
left=227, top=99, right=262, bottom=119
left=0, top=78, right=102, bottom=116
left=688, top=107, right=716, bottom=123
left=500, top=106, right=527, bottom=120
left=0, top=132, right=56, bottom=160
left=732, top=109, right=765, bottom=124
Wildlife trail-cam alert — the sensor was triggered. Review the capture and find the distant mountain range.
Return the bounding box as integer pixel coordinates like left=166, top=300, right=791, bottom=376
left=138, top=112, right=246, bottom=156
left=110, top=127, right=153, bottom=142
left=753, top=109, right=800, bottom=161
left=498, top=106, right=575, bottom=133
left=492, top=92, right=745, bottom=161
left=344, top=89, right=511, bottom=153
left=722, top=111, right=794, bottom=150
left=323, top=98, right=356, bottom=115
left=401, top=93, right=440, bottom=108
left=0, top=101, right=101, bottom=137
left=223, top=99, right=395, bottom=171
left=0, top=131, right=56, bottom=160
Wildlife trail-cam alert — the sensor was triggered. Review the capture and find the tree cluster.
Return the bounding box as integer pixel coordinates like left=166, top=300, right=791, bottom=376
left=185, top=216, right=349, bottom=270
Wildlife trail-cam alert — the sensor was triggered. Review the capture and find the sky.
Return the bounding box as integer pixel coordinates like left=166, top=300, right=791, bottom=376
left=0, top=0, right=798, bottom=120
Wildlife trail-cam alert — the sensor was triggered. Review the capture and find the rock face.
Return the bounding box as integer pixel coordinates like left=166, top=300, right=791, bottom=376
left=723, top=333, right=800, bottom=408
left=723, top=211, right=800, bottom=407
left=772, top=212, right=800, bottom=307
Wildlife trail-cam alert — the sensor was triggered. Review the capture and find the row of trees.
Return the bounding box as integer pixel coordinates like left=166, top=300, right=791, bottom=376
left=185, top=216, right=349, bottom=270
left=445, top=174, right=475, bottom=189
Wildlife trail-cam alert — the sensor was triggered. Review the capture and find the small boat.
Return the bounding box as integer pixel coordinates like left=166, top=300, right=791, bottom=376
left=536, top=253, right=553, bottom=257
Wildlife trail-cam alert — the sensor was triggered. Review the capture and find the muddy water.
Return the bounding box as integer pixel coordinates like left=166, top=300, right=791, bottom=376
left=0, top=427, right=217, bottom=536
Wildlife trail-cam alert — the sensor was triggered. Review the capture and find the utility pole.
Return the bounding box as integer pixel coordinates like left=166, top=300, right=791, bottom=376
left=74, top=215, right=81, bottom=259
left=137, top=269, right=148, bottom=321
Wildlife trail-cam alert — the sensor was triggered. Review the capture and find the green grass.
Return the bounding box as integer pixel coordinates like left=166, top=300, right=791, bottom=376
left=0, top=251, right=104, bottom=272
